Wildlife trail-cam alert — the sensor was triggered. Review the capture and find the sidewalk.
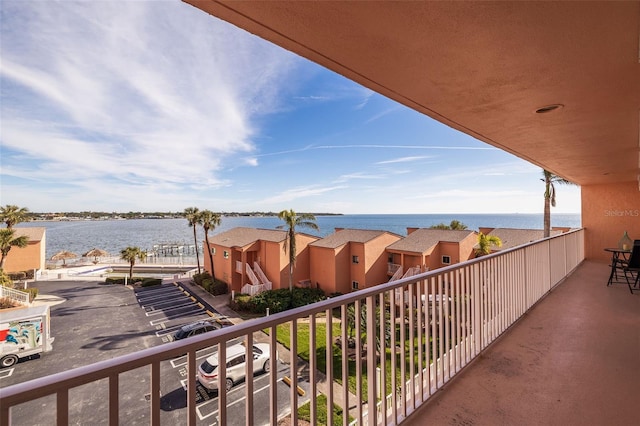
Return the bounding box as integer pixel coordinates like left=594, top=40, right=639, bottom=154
left=175, top=277, right=362, bottom=421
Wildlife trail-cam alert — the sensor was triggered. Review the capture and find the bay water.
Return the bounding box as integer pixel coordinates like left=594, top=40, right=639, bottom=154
left=15, top=213, right=580, bottom=262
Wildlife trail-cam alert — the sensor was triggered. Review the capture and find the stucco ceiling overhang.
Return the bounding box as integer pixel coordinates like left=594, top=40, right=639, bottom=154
left=184, top=1, right=640, bottom=188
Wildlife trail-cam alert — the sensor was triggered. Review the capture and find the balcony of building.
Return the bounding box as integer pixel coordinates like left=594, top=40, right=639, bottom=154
left=7, top=229, right=635, bottom=426
left=403, top=258, right=640, bottom=425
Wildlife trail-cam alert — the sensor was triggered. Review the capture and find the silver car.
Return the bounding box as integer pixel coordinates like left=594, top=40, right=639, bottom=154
left=197, top=343, right=271, bottom=392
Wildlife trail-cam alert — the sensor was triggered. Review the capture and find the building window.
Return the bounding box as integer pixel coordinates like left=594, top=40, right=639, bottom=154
left=442, top=255, right=451, bottom=265
left=211, top=247, right=216, bottom=255
left=352, top=255, right=359, bottom=264
left=223, top=250, right=229, bottom=259
left=352, top=281, right=359, bottom=290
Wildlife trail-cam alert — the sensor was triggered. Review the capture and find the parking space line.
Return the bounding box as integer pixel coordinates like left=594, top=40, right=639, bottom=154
left=0, top=368, right=15, bottom=379
left=196, top=378, right=283, bottom=421
left=149, top=308, right=205, bottom=325
left=145, top=301, right=196, bottom=316
left=142, top=297, right=193, bottom=310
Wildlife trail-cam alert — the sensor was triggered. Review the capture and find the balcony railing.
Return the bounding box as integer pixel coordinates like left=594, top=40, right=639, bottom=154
left=1, top=229, right=584, bottom=425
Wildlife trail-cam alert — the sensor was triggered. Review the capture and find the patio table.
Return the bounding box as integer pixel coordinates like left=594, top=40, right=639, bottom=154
left=604, top=248, right=631, bottom=286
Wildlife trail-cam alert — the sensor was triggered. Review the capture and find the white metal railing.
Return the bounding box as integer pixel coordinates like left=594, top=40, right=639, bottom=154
left=245, top=263, right=261, bottom=286
left=389, top=266, right=403, bottom=282
left=0, top=286, right=31, bottom=306
left=388, top=263, right=401, bottom=275
left=241, top=281, right=272, bottom=296
left=1, top=229, right=584, bottom=426
left=253, top=262, right=272, bottom=287
left=236, top=260, right=243, bottom=273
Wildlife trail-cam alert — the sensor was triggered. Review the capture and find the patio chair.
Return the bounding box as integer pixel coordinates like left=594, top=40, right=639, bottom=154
left=623, top=239, right=640, bottom=294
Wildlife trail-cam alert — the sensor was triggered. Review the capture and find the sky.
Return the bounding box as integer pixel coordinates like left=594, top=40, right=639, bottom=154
left=0, top=1, right=581, bottom=215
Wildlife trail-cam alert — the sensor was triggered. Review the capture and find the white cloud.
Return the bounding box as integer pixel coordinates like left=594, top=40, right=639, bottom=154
left=376, top=156, right=432, bottom=165
left=0, top=0, right=300, bottom=206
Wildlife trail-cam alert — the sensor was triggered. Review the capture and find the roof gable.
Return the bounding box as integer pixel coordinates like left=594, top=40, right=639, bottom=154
left=387, top=229, right=477, bottom=253
left=311, top=228, right=400, bottom=249
left=208, top=227, right=287, bottom=248
left=12, top=227, right=46, bottom=242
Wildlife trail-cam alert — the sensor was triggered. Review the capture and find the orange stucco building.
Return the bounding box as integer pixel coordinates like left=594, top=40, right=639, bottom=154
left=386, top=229, right=478, bottom=278
left=203, top=227, right=318, bottom=293
left=2, top=227, right=47, bottom=274
left=478, top=228, right=565, bottom=253
left=309, top=228, right=402, bottom=294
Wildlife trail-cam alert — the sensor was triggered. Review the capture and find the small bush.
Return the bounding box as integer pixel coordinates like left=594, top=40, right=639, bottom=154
left=26, top=288, right=39, bottom=301
left=210, top=280, right=228, bottom=296
left=0, top=269, right=12, bottom=287
left=8, top=271, right=26, bottom=281
left=192, top=272, right=212, bottom=286
left=141, top=278, right=162, bottom=287
left=201, top=278, right=213, bottom=292
left=251, top=288, right=291, bottom=314
left=230, top=294, right=253, bottom=311
left=291, top=287, right=326, bottom=308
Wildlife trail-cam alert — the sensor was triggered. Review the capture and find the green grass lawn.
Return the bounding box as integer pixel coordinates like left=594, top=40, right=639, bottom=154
left=267, top=320, right=438, bottom=400
left=297, top=394, right=352, bottom=425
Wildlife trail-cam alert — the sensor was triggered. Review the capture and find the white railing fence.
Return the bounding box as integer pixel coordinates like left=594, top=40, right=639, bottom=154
left=0, top=286, right=31, bottom=306
left=240, top=282, right=272, bottom=296
left=253, top=262, right=272, bottom=286
left=245, top=263, right=261, bottom=286
left=1, top=230, right=584, bottom=426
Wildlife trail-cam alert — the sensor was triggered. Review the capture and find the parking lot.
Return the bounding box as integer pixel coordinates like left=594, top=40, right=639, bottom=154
left=2, top=279, right=307, bottom=425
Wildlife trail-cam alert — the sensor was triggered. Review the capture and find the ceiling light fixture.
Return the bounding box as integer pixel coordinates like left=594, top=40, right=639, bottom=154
left=535, top=104, right=564, bottom=114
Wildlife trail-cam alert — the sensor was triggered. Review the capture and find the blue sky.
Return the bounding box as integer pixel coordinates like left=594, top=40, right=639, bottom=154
left=0, top=1, right=580, bottom=215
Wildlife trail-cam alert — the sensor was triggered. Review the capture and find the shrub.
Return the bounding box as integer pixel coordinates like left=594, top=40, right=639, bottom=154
left=8, top=271, right=26, bottom=281
left=26, top=288, right=38, bottom=301
left=210, top=280, right=228, bottom=296
left=230, top=294, right=253, bottom=311
left=201, top=278, right=213, bottom=292
left=192, top=272, right=212, bottom=286
left=251, top=288, right=292, bottom=314
left=104, top=276, right=145, bottom=285
left=291, top=287, right=326, bottom=308
left=0, top=269, right=12, bottom=287
left=141, top=278, right=162, bottom=287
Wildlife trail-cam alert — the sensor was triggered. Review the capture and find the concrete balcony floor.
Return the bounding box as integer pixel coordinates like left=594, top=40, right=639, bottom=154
left=404, top=260, right=640, bottom=426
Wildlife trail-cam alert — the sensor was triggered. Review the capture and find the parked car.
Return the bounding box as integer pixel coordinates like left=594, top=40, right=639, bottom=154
left=173, top=320, right=221, bottom=341
left=197, top=343, right=271, bottom=392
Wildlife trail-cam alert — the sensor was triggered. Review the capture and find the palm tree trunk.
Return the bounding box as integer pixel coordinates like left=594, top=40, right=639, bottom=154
left=193, top=225, right=201, bottom=274
left=205, top=234, right=215, bottom=280
left=129, top=261, right=134, bottom=280
left=289, top=263, right=294, bottom=292
left=544, top=196, right=551, bottom=238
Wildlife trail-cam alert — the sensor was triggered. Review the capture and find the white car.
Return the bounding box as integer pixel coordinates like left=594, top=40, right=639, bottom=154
left=197, top=343, right=271, bottom=392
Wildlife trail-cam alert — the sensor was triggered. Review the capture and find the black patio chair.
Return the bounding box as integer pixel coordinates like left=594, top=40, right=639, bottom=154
left=623, top=239, right=640, bottom=294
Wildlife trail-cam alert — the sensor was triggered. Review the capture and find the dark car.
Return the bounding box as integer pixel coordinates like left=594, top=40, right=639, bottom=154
left=173, top=320, right=221, bottom=341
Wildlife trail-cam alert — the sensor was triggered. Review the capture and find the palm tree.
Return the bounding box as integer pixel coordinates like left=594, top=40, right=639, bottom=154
left=120, top=246, right=147, bottom=281
left=199, top=210, right=221, bottom=280
left=184, top=207, right=202, bottom=274
left=0, top=205, right=30, bottom=229
left=475, top=232, right=502, bottom=257
left=0, top=228, right=28, bottom=269
left=541, top=170, right=575, bottom=238
left=277, top=209, right=319, bottom=292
